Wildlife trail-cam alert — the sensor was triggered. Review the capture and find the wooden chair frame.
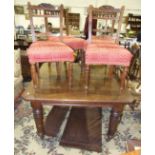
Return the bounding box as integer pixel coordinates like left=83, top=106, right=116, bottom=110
left=27, top=2, right=65, bottom=41
left=85, top=5, right=129, bottom=91
left=27, top=2, right=73, bottom=88
left=88, top=5, right=125, bottom=43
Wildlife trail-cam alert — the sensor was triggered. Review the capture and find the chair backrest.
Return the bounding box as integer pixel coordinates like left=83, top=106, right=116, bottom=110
left=88, top=5, right=125, bottom=43
left=84, top=15, right=97, bottom=39
left=27, top=2, right=64, bottom=42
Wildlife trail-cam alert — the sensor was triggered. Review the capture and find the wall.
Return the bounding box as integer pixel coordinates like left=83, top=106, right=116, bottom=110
left=14, top=0, right=141, bottom=31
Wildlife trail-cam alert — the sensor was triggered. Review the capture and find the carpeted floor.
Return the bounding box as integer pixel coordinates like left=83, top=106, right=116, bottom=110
left=14, top=98, right=140, bottom=155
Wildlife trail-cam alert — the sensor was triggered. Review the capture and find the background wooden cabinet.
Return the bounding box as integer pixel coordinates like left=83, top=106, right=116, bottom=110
left=65, top=13, right=80, bottom=29
left=126, top=14, right=141, bottom=35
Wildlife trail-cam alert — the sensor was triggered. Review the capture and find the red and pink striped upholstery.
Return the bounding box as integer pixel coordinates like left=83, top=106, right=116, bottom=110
left=48, top=36, right=87, bottom=50
left=85, top=43, right=133, bottom=66
left=27, top=41, right=74, bottom=63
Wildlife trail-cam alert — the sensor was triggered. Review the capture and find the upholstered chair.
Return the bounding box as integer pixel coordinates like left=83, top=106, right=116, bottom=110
left=85, top=5, right=133, bottom=91
left=27, top=2, right=74, bottom=88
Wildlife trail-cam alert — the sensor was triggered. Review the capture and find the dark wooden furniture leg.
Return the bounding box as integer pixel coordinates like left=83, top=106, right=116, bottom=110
left=120, top=66, right=129, bottom=91
left=85, top=64, right=90, bottom=90
left=30, top=64, right=38, bottom=88
left=107, top=104, right=124, bottom=140
left=36, top=63, right=40, bottom=78
left=56, top=62, right=61, bottom=80
left=64, top=62, right=68, bottom=80
left=68, top=62, right=73, bottom=87
left=108, top=65, right=114, bottom=79
left=48, top=62, right=51, bottom=70
left=81, top=50, right=85, bottom=74
left=31, top=101, right=44, bottom=139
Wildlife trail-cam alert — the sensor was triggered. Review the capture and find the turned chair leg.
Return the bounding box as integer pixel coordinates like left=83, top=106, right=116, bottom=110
left=68, top=62, right=73, bottom=88
left=120, top=66, right=129, bottom=91
left=64, top=62, right=68, bottom=80
left=56, top=62, right=61, bottom=80
left=36, top=63, right=40, bottom=78
left=48, top=62, right=51, bottom=70
left=30, top=64, right=38, bottom=88
left=108, top=65, right=114, bottom=79
left=81, top=49, right=85, bottom=74
left=85, top=65, right=90, bottom=90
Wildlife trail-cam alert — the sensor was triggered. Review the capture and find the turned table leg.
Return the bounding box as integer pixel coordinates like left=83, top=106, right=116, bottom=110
left=31, top=101, right=44, bottom=139
left=107, top=105, right=124, bottom=140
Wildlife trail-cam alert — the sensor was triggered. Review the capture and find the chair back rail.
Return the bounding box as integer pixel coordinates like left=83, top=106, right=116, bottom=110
left=27, top=2, right=64, bottom=42
left=88, top=5, right=125, bottom=43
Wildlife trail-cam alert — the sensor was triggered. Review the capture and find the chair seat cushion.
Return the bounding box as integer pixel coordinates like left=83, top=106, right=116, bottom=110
left=48, top=36, right=87, bottom=50
left=27, top=41, right=74, bottom=63
left=85, top=43, right=133, bottom=66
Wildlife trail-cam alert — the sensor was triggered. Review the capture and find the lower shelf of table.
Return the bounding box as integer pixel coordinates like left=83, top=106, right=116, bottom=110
left=45, top=106, right=69, bottom=137
left=45, top=106, right=102, bottom=152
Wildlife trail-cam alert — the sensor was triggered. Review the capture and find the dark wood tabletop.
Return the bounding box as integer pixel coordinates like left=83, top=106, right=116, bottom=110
left=23, top=63, right=134, bottom=107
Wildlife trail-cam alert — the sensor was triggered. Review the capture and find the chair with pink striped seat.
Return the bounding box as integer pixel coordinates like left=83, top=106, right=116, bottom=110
left=87, top=5, right=124, bottom=44
left=27, top=2, right=74, bottom=88
left=85, top=5, right=133, bottom=91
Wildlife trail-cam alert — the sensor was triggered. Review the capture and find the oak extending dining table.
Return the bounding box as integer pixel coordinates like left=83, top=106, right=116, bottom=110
left=22, top=63, right=135, bottom=152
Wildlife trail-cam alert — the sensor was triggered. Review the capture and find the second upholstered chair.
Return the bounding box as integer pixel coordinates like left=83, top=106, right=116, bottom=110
left=85, top=5, right=133, bottom=91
